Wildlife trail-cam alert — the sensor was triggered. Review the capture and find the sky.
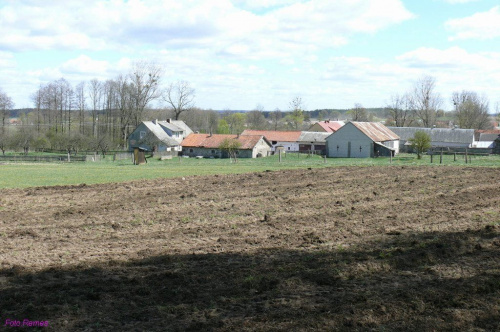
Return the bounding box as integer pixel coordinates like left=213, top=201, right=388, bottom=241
left=1, top=0, right=499, bottom=112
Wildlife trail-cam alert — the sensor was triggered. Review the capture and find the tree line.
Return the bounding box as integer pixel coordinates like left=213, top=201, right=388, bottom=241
left=0, top=73, right=498, bottom=155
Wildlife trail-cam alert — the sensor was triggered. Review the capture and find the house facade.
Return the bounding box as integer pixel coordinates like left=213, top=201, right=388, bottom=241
left=326, top=122, right=399, bottom=158
left=241, top=130, right=301, bottom=152
left=128, top=119, right=192, bottom=153
left=181, top=134, right=272, bottom=158
left=388, top=127, right=476, bottom=152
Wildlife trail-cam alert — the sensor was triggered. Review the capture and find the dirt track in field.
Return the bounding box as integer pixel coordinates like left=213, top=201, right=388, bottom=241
left=0, top=166, right=499, bottom=331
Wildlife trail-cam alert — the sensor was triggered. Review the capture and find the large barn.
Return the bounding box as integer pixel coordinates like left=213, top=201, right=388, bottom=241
left=326, top=122, right=399, bottom=158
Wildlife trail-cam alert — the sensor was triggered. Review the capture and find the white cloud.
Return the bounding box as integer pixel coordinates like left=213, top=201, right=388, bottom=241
left=445, top=6, right=500, bottom=40
left=0, top=0, right=414, bottom=59
left=442, top=0, right=479, bottom=3
left=60, top=55, right=109, bottom=76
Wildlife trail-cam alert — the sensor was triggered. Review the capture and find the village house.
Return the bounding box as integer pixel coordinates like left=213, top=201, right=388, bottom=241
left=388, top=127, right=476, bottom=152
left=308, top=120, right=345, bottom=133
left=326, top=122, right=399, bottom=158
left=240, top=130, right=301, bottom=152
left=181, top=133, right=272, bottom=158
left=128, top=119, right=193, bottom=154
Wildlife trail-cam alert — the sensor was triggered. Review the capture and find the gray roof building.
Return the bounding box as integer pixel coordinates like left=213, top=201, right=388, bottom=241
left=297, top=131, right=332, bottom=143
left=388, top=127, right=476, bottom=149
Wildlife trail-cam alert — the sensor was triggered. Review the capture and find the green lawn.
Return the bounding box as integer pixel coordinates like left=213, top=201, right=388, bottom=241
left=0, top=153, right=499, bottom=189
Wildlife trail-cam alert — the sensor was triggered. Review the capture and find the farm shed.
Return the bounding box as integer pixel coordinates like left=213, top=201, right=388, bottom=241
left=473, top=130, right=500, bottom=150
left=128, top=119, right=192, bottom=154
left=297, top=131, right=331, bottom=154
left=308, top=120, right=345, bottom=133
left=241, top=130, right=301, bottom=152
left=326, top=122, right=399, bottom=158
left=388, top=127, right=476, bottom=152
left=181, top=134, right=272, bottom=158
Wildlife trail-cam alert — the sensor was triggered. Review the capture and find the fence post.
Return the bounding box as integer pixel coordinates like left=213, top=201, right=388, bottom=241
left=279, top=150, right=282, bottom=163
left=430, top=154, right=433, bottom=163
left=454, top=153, right=456, bottom=162
left=465, top=149, right=468, bottom=164
left=440, top=149, right=443, bottom=164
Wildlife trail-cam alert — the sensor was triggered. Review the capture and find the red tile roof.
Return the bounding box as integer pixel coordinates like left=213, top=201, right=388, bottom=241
left=181, top=134, right=268, bottom=149
left=350, top=122, right=399, bottom=142
left=314, top=120, right=344, bottom=132
left=241, top=130, right=301, bottom=142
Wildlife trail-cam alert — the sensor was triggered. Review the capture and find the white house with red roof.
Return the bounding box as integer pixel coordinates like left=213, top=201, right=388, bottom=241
left=241, top=130, right=301, bottom=152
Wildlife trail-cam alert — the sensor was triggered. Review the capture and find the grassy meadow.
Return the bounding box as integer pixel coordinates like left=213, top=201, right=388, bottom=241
left=0, top=152, right=499, bottom=189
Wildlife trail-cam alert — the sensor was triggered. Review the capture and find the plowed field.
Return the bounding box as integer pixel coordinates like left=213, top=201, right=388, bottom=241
left=1, top=166, right=499, bottom=331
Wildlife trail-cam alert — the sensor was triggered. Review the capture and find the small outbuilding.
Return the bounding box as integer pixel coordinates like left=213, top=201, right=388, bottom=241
left=473, top=130, right=500, bottom=150
left=181, top=134, right=272, bottom=158
left=297, top=131, right=331, bottom=155
left=326, top=122, right=399, bottom=158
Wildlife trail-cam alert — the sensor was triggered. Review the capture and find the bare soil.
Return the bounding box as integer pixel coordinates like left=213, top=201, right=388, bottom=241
left=0, top=166, right=499, bottom=331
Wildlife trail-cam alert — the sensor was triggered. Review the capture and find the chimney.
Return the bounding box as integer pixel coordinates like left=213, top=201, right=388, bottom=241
left=153, top=119, right=158, bottom=125
left=166, top=118, right=171, bottom=123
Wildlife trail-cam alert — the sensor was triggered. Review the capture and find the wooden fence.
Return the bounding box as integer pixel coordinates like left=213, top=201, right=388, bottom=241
left=0, top=154, right=87, bottom=162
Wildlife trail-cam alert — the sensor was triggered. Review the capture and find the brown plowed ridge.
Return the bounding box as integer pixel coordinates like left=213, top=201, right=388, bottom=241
left=0, top=166, right=499, bottom=331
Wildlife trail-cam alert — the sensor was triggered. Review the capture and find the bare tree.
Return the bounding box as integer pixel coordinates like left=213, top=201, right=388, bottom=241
left=285, top=97, right=305, bottom=130
left=349, top=103, right=368, bottom=121
left=0, top=128, right=12, bottom=155
left=246, top=105, right=267, bottom=129
left=163, top=80, right=195, bottom=120
left=75, top=82, right=86, bottom=135
left=317, top=110, right=328, bottom=121
left=269, top=108, right=282, bottom=130
left=385, top=93, right=415, bottom=127
left=88, top=79, right=102, bottom=137
left=0, top=88, right=14, bottom=130
left=412, top=76, right=442, bottom=127
left=452, top=91, right=492, bottom=130
left=30, top=85, right=43, bottom=133
left=115, top=74, right=135, bottom=148
left=129, top=61, right=163, bottom=126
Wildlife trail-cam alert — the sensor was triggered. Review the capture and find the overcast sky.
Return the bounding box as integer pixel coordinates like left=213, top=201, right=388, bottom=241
left=1, top=0, right=499, bottom=112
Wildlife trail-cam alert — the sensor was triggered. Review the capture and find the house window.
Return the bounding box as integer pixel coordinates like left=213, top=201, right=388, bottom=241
left=288, top=147, right=290, bottom=150
left=211, top=150, right=215, bottom=154
left=189, top=149, right=193, bottom=153
left=175, top=132, right=180, bottom=138
left=140, top=131, right=146, bottom=139
left=272, top=141, right=277, bottom=145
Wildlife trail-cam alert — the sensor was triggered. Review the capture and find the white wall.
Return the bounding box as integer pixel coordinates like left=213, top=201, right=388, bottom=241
left=272, top=141, right=299, bottom=152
